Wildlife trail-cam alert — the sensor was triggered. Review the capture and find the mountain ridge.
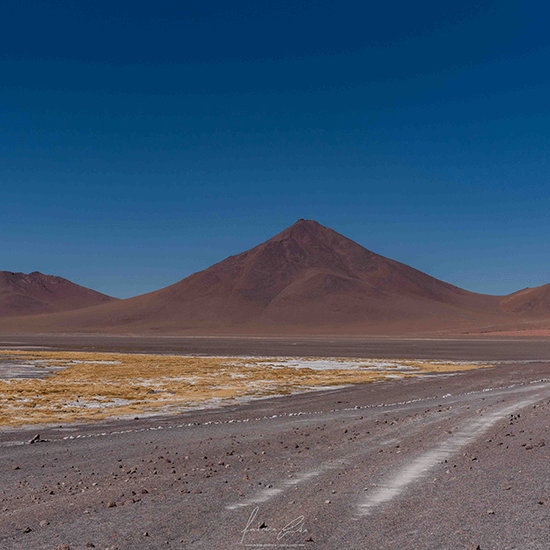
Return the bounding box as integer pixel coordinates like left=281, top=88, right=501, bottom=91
left=0, top=271, right=117, bottom=317
left=1, top=220, right=549, bottom=334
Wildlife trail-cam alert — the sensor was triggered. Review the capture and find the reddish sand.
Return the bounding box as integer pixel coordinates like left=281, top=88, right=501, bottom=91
left=0, top=271, right=117, bottom=317
left=1, top=220, right=549, bottom=335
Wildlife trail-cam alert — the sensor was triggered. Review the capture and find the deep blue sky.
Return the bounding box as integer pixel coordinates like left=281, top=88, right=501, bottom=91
left=2, top=0, right=550, bottom=298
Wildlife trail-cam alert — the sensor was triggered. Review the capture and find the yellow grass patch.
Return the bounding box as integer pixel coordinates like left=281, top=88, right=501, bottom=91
left=0, top=350, right=491, bottom=426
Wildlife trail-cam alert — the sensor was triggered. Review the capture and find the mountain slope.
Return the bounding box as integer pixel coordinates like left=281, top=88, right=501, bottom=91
left=0, top=271, right=117, bottom=317
left=499, top=282, right=550, bottom=317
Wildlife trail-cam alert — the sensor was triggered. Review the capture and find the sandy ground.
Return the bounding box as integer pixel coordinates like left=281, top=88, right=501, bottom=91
left=4, top=332, right=550, bottom=360
left=0, top=337, right=549, bottom=549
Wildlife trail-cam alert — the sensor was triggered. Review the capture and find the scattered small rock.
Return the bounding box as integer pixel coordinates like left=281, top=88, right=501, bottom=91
left=106, top=501, right=117, bottom=508
left=39, top=520, right=49, bottom=527
left=56, top=545, right=70, bottom=550
left=86, top=543, right=95, bottom=548
left=487, top=510, right=495, bottom=515
left=22, top=526, right=32, bottom=533
left=12, top=464, right=20, bottom=470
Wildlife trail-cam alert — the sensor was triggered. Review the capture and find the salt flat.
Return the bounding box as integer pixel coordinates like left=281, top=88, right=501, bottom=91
left=0, top=350, right=488, bottom=427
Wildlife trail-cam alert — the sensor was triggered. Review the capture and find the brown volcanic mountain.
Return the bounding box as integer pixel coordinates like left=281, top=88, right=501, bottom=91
left=0, top=271, right=117, bottom=317
left=499, top=282, right=550, bottom=317
left=0, top=219, right=519, bottom=334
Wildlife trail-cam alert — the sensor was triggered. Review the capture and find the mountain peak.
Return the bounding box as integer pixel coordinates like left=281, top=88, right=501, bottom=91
left=290, top=218, right=324, bottom=231
left=292, top=218, right=316, bottom=227
left=269, top=219, right=334, bottom=244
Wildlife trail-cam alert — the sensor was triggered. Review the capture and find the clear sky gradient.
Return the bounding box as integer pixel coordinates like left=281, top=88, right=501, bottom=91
left=2, top=1, right=550, bottom=298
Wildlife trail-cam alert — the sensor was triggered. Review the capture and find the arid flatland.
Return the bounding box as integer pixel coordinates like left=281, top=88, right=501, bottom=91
left=1, top=336, right=549, bottom=549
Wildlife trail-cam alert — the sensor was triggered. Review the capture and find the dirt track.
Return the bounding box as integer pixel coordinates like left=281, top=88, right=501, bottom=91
left=1, top=336, right=550, bottom=549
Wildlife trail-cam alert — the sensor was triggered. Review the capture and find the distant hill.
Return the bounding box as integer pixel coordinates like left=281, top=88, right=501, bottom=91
left=0, top=219, right=525, bottom=335
left=0, top=271, right=117, bottom=317
left=499, top=282, right=550, bottom=317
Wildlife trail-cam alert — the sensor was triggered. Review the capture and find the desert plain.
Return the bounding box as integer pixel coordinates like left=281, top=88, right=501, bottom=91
left=1, top=334, right=550, bottom=550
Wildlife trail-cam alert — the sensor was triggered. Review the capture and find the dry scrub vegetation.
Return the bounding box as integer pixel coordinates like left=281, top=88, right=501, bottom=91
left=0, top=350, right=491, bottom=426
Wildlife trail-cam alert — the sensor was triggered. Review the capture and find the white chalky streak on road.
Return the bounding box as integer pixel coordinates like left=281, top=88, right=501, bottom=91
left=226, top=460, right=347, bottom=510
left=357, top=392, right=547, bottom=517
